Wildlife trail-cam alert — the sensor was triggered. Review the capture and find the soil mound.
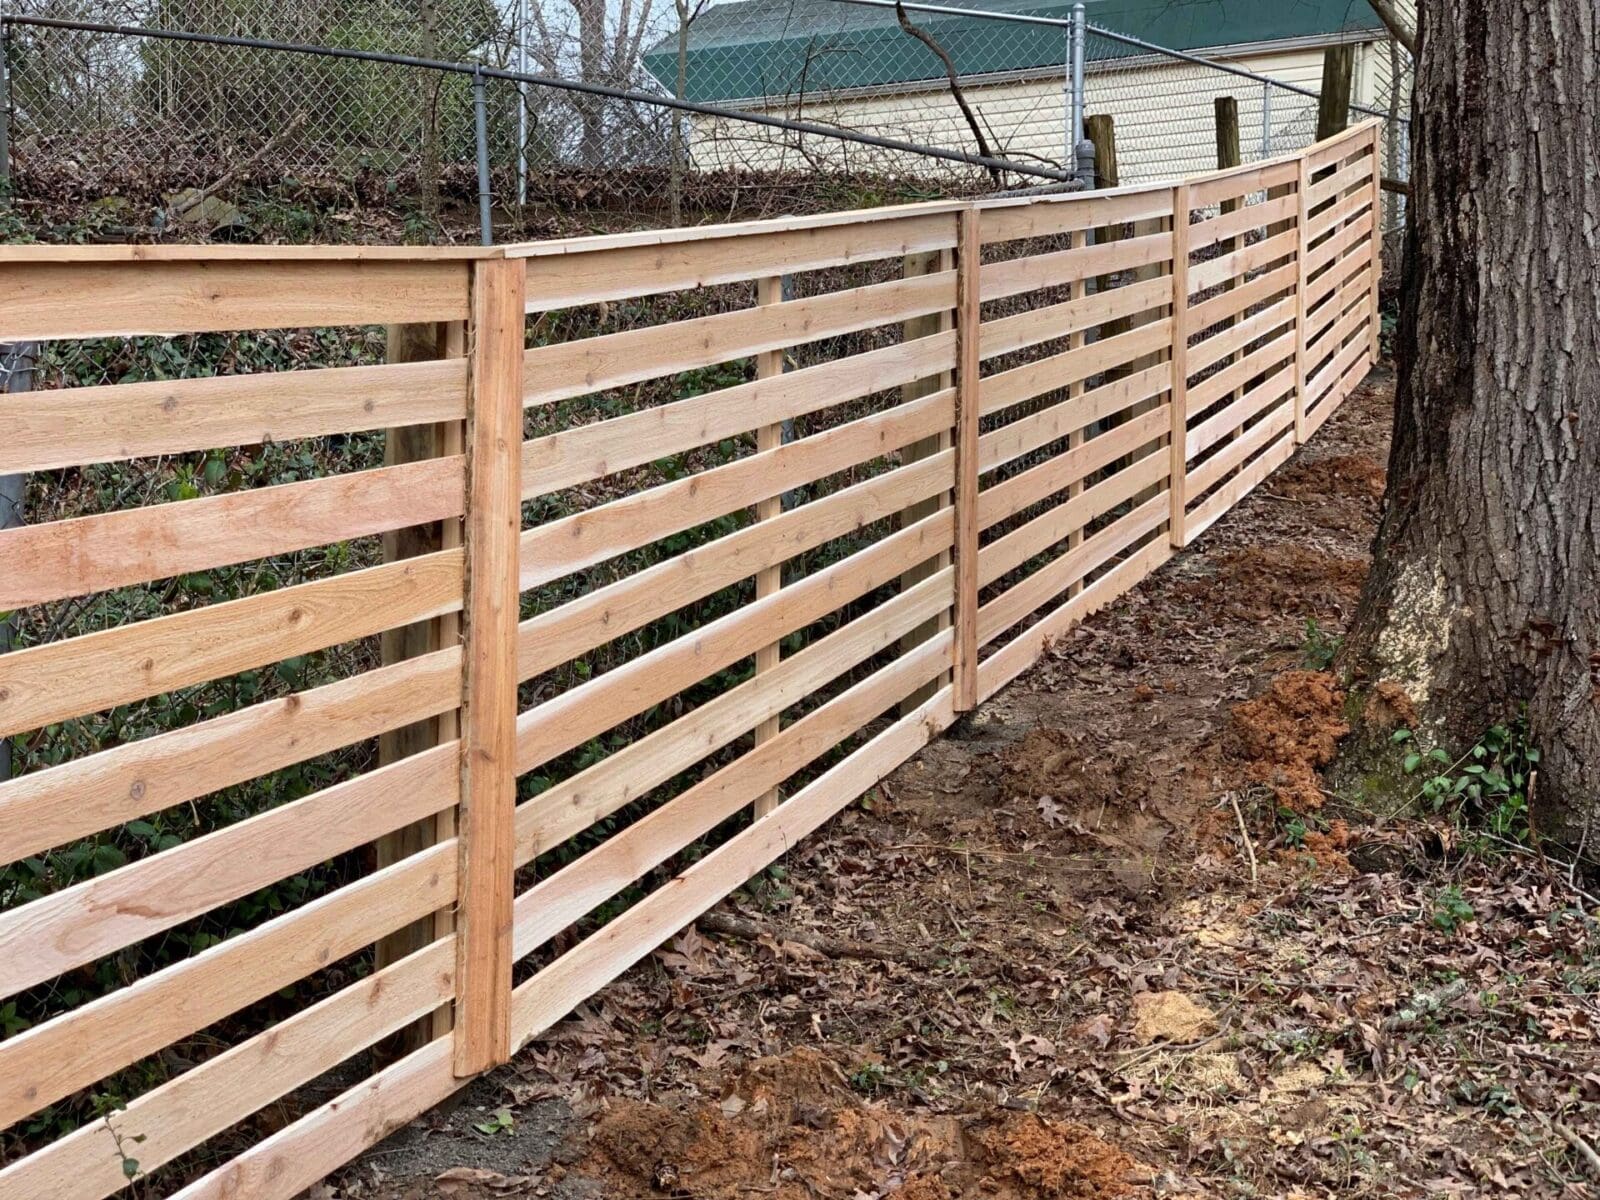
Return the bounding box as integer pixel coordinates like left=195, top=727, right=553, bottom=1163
left=1230, top=670, right=1349, bottom=810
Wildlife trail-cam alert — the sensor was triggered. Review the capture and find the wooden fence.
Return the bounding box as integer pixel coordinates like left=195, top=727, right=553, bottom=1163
left=0, top=120, right=1381, bottom=1196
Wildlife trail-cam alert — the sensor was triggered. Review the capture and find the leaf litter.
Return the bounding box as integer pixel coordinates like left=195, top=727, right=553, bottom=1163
left=334, top=369, right=1597, bottom=1199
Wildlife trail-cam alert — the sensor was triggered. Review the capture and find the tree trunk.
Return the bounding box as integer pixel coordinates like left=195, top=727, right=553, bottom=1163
left=1336, top=0, right=1600, bottom=842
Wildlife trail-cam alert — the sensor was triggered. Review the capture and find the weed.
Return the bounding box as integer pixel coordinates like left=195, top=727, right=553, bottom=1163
left=849, top=1062, right=887, bottom=1094
left=1299, top=617, right=1341, bottom=670
left=473, top=1107, right=516, bottom=1136
left=1394, top=717, right=1538, bottom=846
left=1430, top=885, right=1476, bottom=934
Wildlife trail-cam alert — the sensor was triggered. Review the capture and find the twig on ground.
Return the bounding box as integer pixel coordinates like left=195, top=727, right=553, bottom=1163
left=1554, top=1121, right=1600, bottom=1179
left=698, top=910, right=936, bottom=968
left=1224, top=791, right=1259, bottom=884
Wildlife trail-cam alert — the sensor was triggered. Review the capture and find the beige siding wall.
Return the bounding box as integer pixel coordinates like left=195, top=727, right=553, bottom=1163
left=689, top=39, right=1401, bottom=185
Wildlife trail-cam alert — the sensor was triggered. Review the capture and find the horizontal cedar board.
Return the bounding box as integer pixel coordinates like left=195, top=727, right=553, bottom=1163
left=518, top=388, right=953, bottom=591
left=0, top=646, right=459, bottom=867
left=978, top=452, right=1168, bottom=588
left=1304, top=123, right=1377, bottom=171
left=978, top=492, right=1168, bottom=647
left=977, top=187, right=1173, bottom=244
left=1187, top=192, right=1299, bottom=254
left=0, top=358, right=468, bottom=474
left=980, top=231, right=1172, bottom=303
left=1186, top=427, right=1298, bottom=541
left=521, top=332, right=955, bottom=498
left=1307, top=156, right=1376, bottom=211
left=976, top=538, right=1172, bottom=704
left=0, top=743, right=457, bottom=999
left=513, top=571, right=950, bottom=866
left=0, top=244, right=491, bottom=262
left=1, top=456, right=465, bottom=609
left=1185, top=328, right=1296, bottom=415
left=1187, top=372, right=1297, bottom=465
left=0, top=259, right=471, bottom=340
left=978, top=363, right=1169, bottom=477
left=510, top=687, right=955, bottom=1049
left=978, top=407, right=1171, bottom=533
left=1305, top=248, right=1371, bottom=313
left=0, top=550, right=462, bottom=738
left=1187, top=296, right=1297, bottom=379
left=1307, top=318, right=1373, bottom=403
left=1189, top=158, right=1300, bottom=208
left=168, top=1037, right=461, bottom=1200
left=1187, top=227, right=1299, bottom=294
left=979, top=320, right=1172, bottom=417
left=514, top=509, right=954, bottom=777
left=511, top=621, right=951, bottom=956
left=522, top=212, right=958, bottom=307
left=508, top=199, right=967, bottom=257
left=515, top=453, right=949, bottom=684
left=1307, top=187, right=1374, bottom=243
left=978, top=276, right=1170, bottom=362
left=0, top=843, right=454, bottom=1129
left=1306, top=276, right=1372, bottom=353
left=523, top=270, right=955, bottom=406
left=0, top=940, right=453, bottom=1200
left=1187, top=262, right=1298, bottom=334
left=1187, top=393, right=1297, bottom=497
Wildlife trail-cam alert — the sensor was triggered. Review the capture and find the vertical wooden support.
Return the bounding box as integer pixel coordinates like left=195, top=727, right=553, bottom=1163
left=1064, top=228, right=1087, bottom=599
left=897, top=249, right=956, bottom=716
left=752, top=275, right=785, bottom=817
left=1293, top=153, right=1313, bottom=442
left=951, top=208, right=981, bottom=714
left=1168, top=183, right=1191, bottom=548
left=1366, top=127, right=1383, bottom=363
left=375, top=317, right=466, bottom=1056
left=453, top=256, right=525, bottom=1078
left=1214, top=97, right=1245, bottom=442
left=1316, top=44, right=1355, bottom=141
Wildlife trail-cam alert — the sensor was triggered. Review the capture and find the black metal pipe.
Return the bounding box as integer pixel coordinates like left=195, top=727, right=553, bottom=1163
left=0, top=13, right=1079, bottom=184
left=472, top=66, right=492, bottom=245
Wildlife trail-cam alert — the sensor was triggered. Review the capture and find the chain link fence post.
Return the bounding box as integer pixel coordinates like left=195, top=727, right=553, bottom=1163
left=0, top=341, right=33, bottom=785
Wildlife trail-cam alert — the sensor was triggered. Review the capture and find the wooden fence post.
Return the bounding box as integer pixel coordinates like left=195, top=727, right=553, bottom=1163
left=897, top=248, right=956, bottom=716
left=952, top=208, right=981, bottom=713
left=1293, top=153, right=1312, bottom=442
left=453, top=255, right=525, bottom=1078
left=1317, top=44, right=1354, bottom=141
left=1367, top=126, right=1383, bottom=363
left=1168, top=183, right=1190, bottom=548
left=375, top=318, right=465, bottom=1056
left=753, top=274, right=785, bottom=816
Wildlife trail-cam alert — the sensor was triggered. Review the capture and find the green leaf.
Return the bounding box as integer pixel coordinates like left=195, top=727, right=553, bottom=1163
left=1403, top=752, right=1422, bottom=774
left=1391, top=729, right=1413, bottom=743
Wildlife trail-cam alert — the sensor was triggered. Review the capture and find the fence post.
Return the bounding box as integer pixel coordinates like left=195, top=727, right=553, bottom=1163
left=1293, top=151, right=1312, bottom=442
left=1367, top=125, right=1383, bottom=363
left=951, top=208, right=981, bottom=712
left=374, top=318, right=466, bottom=1057
left=453, top=255, right=525, bottom=1078
left=1316, top=44, right=1354, bottom=140
left=752, top=274, right=785, bottom=815
left=898, top=249, right=955, bottom=717
left=472, top=67, right=494, bottom=247
left=1168, top=183, right=1190, bottom=548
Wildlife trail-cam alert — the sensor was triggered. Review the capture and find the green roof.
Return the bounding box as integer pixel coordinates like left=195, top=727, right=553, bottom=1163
left=643, top=0, right=1384, bottom=102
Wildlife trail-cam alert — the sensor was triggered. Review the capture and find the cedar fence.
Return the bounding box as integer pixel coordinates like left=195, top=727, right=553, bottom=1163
left=0, top=120, right=1381, bottom=1197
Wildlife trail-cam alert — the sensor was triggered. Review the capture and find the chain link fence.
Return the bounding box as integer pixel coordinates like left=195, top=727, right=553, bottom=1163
left=0, top=0, right=1409, bottom=235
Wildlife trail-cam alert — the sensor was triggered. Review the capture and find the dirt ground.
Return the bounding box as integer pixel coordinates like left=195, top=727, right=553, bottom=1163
left=331, top=370, right=1599, bottom=1200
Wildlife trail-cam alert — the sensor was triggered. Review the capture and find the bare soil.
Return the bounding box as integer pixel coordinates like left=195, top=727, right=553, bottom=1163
left=333, top=370, right=1599, bottom=1200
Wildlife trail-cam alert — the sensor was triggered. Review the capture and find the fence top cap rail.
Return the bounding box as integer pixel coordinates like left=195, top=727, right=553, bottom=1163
left=1184, top=118, right=1382, bottom=190
left=500, top=199, right=972, bottom=259
left=0, top=244, right=499, bottom=264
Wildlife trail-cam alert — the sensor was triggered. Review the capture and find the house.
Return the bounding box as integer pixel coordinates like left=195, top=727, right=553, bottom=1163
left=641, top=0, right=1407, bottom=183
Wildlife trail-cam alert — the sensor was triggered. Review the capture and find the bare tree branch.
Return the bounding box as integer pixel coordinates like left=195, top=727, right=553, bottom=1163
left=892, top=0, right=1002, bottom=184
left=1368, top=0, right=1416, bottom=55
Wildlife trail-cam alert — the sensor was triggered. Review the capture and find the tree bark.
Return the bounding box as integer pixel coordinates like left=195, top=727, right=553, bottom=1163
left=1336, top=0, right=1600, bottom=842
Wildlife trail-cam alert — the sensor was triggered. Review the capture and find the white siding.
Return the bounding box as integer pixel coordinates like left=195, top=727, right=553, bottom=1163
left=688, top=39, right=1400, bottom=185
